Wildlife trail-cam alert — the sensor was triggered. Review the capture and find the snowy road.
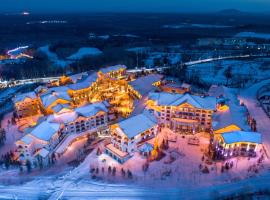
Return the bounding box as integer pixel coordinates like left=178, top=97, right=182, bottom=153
left=239, top=79, right=270, bottom=156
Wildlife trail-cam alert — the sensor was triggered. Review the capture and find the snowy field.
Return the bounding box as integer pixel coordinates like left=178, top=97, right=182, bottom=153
left=38, top=45, right=103, bottom=67
left=0, top=125, right=269, bottom=199
left=188, top=58, right=270, bottom=86
left=67, top=47, right=103, bottom=60
left=235, top=32, right=270, bottom=40
left=163, top=23, right=231, bottom=29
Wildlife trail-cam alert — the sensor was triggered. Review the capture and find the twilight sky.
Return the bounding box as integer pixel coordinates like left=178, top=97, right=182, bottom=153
left=0, top=0, right=269, bottom=13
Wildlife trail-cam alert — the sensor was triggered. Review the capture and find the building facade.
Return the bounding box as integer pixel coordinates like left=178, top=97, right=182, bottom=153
left=146, top=92, right=216, bottom=133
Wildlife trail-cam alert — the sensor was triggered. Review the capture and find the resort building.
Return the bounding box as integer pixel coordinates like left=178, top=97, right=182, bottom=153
left=128, top=74, right=163, bottom=99
left=146, top=92, right=216, bottom=133
left=16, top=101, right=110, bottom=166
left=160, top=82, right=191, bottom=94
left=13, top=92, right=41, bottom=118
left=40, top=86, right=72, bottom=115
left=105, top=112, right=158, bottom=163
left=213, top=131, right=262, bottom=158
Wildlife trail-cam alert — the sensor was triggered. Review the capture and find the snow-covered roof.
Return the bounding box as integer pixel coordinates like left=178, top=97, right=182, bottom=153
left=117, top=113, right=157, bottom=139
left=148, top=92, right=216, bottom=110
left=68, top=73, right=98, bottom=90
left=68, top=72, right=88, bottom=83
left=30, top=121, right=60, bottom=142
left=129, top=74, right=162, bottom=96
left=138, top=142, right=154, bottom=153
left=19, top=134, right=34, bottom=145
left=75, top=102, right=108, bottom=117
left=34, top=148, right=50, bottom=158
left=13, top=91, right=37, bottom=103
left=47, top=111, right=78, bottom=124
left=212, top=104, right=250, bottom=131
left=51, top=103, right=70, bottom=113
left=99, top=65, right=127, bottom=74
left=221, top=131, right=262, bottom=144
left=40, top=86, right=71, bottom=108
left=34, top=85, right=48, bottom=94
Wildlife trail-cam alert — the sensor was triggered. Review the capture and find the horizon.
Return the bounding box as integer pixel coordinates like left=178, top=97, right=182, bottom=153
left=1, top=0, right=270, bottom=14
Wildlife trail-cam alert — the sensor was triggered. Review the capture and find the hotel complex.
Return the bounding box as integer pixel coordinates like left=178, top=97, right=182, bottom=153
left=12, top=65, right=263, bottom=165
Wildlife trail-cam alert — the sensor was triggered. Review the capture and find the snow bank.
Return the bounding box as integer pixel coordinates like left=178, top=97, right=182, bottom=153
left=67, top=47, right=103, bottom=60
left=235, top=32, right=270, bottom=39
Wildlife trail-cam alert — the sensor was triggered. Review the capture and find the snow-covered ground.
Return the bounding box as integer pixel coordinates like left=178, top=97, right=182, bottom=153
left=235, top=32, right=270, bottom=40
left=239, top=79, right=270, bottom=156
left=67, top=47, right=102, bottom=60
left=38, top=45, right=71, bottom=68
left=188, top=58, right=270, bottom=86
left=163, top=23, right=231, bottom=29
left=0, top=127, right=269, bottom=199
left=38, top=45, right=103, bottom=67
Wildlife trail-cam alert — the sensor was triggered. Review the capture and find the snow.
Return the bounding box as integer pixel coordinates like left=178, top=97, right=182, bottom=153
left=126, top=47, right=151, bottom=52
left=129, top=74, right=162, bottom=96
left=68, top=73, right=98, bottom=90
left=75, top=102, right=108, bottom=118
left=148, top=92, right=216, bottom=110
left=97, top=35, right=110, bottom=40
left=117, top=113, right=157, bottom=139
left=235, top=32, right=270, bottom=39
left=212, top=105, right=250, bottom=131
left=12, top=91, right=37, bottom=103
left=239, top=79, right=270, bottom=155
left=163, top=23, right=231, bottom=29
left=38, top=45, right=71, bottom=68
left=67, top=47, right=102, bottom=60
left=35, top=148, right=50, bottom=158
left=40, top=86, right=71, bottom=108
left=221, top=131, right=262, bottom=144
left=30, top=121, right=60, bottom=142
left=138, top=142, right=153, bottom=153
left=113, top=34, right=139, bottom=38
left=19, top=134, right=34, bottom=145
left=188, top=58, right=270, bottom=86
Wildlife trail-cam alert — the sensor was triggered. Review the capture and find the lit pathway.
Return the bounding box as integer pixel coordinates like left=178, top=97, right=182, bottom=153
left=239, top=79, right=270, bottom=156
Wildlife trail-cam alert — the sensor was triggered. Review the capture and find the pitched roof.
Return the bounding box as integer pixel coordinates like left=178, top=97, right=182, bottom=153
left=221, top=131, right=262, bottom=144
left=47, top=111, right=78, bottom=124
left=75, top=102, right=108, bottom=117
left=13, top=92, right=37, bottom=103
left=117, top=113, right=157, bottom=139
left=212, top=104, right=250, bottom=131
left=40, top=86, right=71, bottom=108
left=30, top=121, right=60, bottom=142
left=129, top=74, right=162, bottom=96
left=51, top=103, right=70, bottom=113
left=19, top=134, right=34, bottom=145
left=68, top=72, right=88, bottom=83
left=68, top=73, right=98, bottom=90
left=148, top=92, right=216, bottom=110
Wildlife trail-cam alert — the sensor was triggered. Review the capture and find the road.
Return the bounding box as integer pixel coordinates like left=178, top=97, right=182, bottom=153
left=0, top=53, right=267, bottom=88
left=239, top=79, right=270, bottom=156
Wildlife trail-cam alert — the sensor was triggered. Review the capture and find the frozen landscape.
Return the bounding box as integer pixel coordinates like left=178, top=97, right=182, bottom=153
left=1, top=2, right=270, bottom=199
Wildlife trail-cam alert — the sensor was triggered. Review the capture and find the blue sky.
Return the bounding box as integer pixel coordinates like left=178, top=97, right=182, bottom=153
left=0, top=0, right=269, bottom=13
